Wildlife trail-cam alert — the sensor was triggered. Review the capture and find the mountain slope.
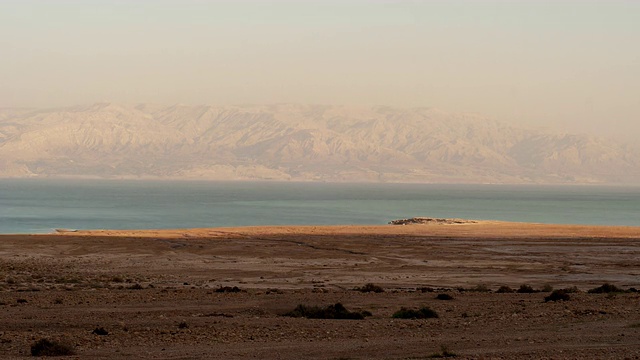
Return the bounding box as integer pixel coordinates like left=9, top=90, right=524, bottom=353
left=0, top=103, right=637, bottom=184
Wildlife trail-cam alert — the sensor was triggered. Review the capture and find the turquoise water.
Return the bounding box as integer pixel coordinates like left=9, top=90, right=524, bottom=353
left=0, top=180, right=638, bottom=234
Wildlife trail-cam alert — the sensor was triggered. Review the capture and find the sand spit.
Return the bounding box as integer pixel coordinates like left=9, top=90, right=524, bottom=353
left=1, top=222, right=639, bottom=359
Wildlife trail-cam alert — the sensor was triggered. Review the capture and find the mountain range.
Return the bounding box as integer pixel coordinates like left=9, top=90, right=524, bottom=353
left=0, top=103, right=638, bottom=184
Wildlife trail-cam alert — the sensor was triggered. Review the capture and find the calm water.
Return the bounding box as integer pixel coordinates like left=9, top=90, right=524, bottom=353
left=0, top=180, right=638, bottom=234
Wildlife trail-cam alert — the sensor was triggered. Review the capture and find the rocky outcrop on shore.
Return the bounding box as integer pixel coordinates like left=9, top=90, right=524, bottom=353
left=389, top=217, right=478, bottom=225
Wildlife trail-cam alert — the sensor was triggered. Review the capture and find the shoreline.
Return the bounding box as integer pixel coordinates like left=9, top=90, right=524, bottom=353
left=39, top=220, right=640, bottom=239
left=2, top=218, right=638, bottom=237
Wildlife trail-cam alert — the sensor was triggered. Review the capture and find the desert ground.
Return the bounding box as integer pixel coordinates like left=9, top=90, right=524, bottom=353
left=1, top=220, right=639, bottom=359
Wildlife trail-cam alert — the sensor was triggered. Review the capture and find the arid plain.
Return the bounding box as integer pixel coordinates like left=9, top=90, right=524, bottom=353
left=1, top=221, right=639, bottom=359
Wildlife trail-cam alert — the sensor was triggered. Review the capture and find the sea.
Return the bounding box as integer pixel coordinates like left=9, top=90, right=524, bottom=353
left=0, top=179, right=638, bottom=234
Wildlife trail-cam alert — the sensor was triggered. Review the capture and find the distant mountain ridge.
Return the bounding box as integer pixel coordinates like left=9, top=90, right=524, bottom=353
left=0, top=103, right=638, bottom=184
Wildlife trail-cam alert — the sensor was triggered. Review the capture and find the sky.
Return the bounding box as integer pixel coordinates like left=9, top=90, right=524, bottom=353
left=1, top=0, right=638, bottom=140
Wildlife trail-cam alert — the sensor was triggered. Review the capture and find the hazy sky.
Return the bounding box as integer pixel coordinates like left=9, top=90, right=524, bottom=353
left=1, top=0, right=638, bottom=139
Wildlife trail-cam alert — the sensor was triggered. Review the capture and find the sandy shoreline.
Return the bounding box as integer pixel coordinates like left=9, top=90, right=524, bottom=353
left=1, top=221, right=639, bottom=358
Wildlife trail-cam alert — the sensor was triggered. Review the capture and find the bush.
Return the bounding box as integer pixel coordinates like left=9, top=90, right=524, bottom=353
left=544, top=289, right=571, bottom=302
left=127, top=283, right=144, bottom=290
left=392, top=306, right=438, bottom=319
left=516, top=284, right=537, bottom=293
left=30, top=338, right=75, bottom=356
left=496, top=286, right=514, bottom=293
left=469, top=284, right=491, bottom=293
left=92, top=327, right=108, bottom=336
left=587, top=283, right=624, bottom=294
left=215, top=286, right=242, bottom=293
left=284, top=303, right=371, bottom=320
left=178, top=321, right=189, bottom=329
left=354, top=283, right=384, bottom=293
left=457, top=285, right=490, bottom=293
left=541, top=284, right=554, bottom=292
left=428, top=345, right=457, bottom=358
left=436, top=293, right=454, bottom=300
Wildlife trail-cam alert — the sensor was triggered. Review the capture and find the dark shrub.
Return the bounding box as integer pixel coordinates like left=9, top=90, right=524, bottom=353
left=284, top=303, right=370, bottom=320
left=92, top=327, right=108, bottom=336
left=215, top=286, right=242, bottom=293
left=516, top=284, right=537, bottom=293
left=588, top=283, right=624, bottom=294
left=128, top=283, right=144, bottom=290
left=354, top=283, right=384, bottom=293
left=30, top=338, right=75, bottom=356
left=457, top=285, right=490, bottom=293
left=419, top=287, right=435, bottom=293
left=428, top=345, right=457, bottom=358
left=541, top=284, right=554, bottom=292
left=392, top=306, right=438, bottom=319
left=469, top=284, right=491, bottom=293
left=496, top=286, right=514, bottom=293
left=544, top=289, right=571, bottom=302
left=178, top=321, right=189, bottom=329
left=436, top=293, right=454, bottom=300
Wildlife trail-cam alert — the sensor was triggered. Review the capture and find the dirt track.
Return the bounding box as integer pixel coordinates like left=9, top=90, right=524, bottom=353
left=1, top=222, right=639, bottom=359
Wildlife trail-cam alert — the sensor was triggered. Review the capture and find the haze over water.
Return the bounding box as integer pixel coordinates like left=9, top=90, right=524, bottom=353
left=1, top=180, right=638, bottom=234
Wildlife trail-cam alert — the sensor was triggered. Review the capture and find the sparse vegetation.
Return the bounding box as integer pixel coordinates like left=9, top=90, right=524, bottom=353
left=215, top=286, right=242, bottom=293
left=436, top=293, right=454, bottom=300
left=541, top=284, right=554, bottom=292
left=92, top=327, right=108, bottom=336
left=30, top=338, right=75, bottom=357
left=178, top=321, right=189, bottom=329
left=470, top=284, right=491, bottom=293
left=53, top=298, right=63, bottom=305
left=284, top=303, right=371, bottom=320
left=457, top=284, right=490, bottom=293
left=354, top=283, right=384, bottom=293
left=127, top=283, right=144, bottom=290
left=428, top=345, right=457, bottom=358
left=496, top=286, right=514, bottom=293
left=544, top=289, right=571, bottom=302
left=516, top=284, right=537, bottom=293
left=392, top=306, right=438, bottom=319
left=587, top=283, right=624, bottom=294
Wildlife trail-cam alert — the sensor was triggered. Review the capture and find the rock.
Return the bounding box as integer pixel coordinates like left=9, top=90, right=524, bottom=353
left=388, top=217, right=477, bottom=225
